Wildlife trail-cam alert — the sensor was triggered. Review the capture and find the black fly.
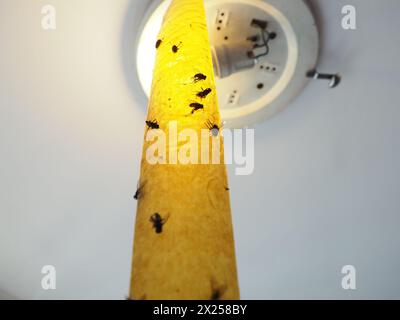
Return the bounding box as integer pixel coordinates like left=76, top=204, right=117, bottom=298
left=189, top=103, right=204, bottom=114
left=193, top=73, right=207, bottom=83
left=146, top=119, right=160, bottom=129
left=155, top=39, right=162, bottom=49
left=133, top=188, right=141, bottom=200
left=134, top=181, right=146, bottom=200
left=205, top=119, right=220, bottom=137
left=172, top=42, right=182, bottom=53
left=197, top=88, right=212, bottom=99
left=211, top=289, right=222, bottom=300
left=149, top=213, right=169, bottom=234
left=210, top=279, right=227, bottom=300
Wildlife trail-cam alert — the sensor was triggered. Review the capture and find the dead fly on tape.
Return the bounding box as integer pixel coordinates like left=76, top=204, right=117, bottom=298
left=146, top=119, right=160, bottom=130
left=196, top=88, right=212, bottom=99
left=150, top=213, right=169, bottom=234
left=189, top=103, right=204, bottom=114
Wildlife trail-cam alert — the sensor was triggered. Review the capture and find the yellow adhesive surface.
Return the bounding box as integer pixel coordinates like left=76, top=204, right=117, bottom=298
left=129, top=0, right=239, bottom=300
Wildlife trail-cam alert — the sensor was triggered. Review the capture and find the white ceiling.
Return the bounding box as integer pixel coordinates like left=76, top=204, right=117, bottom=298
left=1, top=0, right=400, bottom=299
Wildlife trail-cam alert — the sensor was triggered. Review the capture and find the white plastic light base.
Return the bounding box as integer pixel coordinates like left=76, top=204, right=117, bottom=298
left=136, top=0, right=319, bottom=128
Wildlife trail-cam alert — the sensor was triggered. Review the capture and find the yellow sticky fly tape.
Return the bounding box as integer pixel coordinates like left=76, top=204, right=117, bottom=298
left=129, top=0, right=239, bottom=300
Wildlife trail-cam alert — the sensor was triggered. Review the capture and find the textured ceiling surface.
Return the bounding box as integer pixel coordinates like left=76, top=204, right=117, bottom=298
left=1, top=0, right=400, bottom=299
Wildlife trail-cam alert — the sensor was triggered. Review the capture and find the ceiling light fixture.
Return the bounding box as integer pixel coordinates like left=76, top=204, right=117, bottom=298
left=136, top=0, right=339, bottom=128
